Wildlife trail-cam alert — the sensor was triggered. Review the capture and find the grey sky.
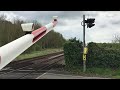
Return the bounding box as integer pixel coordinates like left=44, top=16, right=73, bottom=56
left=0, top=11, right=120, bottom=43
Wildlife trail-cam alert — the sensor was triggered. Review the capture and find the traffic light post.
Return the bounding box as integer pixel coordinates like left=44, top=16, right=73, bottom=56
left=81, top=15, right=95, bottom=72
left=83, top=15, right=86, bottom=72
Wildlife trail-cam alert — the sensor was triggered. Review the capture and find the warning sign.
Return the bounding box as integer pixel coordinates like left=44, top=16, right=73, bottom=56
left=83, top=54, right=86, bottom=61
left=83, top=47, right=88, bottom=55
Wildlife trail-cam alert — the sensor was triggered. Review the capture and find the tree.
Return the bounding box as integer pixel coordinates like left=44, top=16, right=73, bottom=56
left=112, top=34, right=120, bottom=43
left=0, top=14, right=66, bottom=54
left=32, top=20, right=42, bottom=30
left=0, top=14, right=7, bottom=22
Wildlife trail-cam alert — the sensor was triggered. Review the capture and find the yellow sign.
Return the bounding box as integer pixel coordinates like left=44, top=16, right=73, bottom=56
left=83, top=54, right=86, bottom=61
left=83, top=47, right=88, bottom=55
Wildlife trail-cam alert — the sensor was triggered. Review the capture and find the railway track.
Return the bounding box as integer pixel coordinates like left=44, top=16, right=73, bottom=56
left=0, top=51, right=64, bottom=79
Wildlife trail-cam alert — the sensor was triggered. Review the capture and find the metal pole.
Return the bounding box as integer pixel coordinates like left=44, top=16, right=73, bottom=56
left=83, top=15, right=86, bottom=48
left=83, top=15, right=86, bottom=72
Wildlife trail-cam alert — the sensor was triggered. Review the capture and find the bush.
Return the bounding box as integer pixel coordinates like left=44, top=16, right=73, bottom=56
left=64, top=38, right=83, bottom=68
left=64, top=41, right=120, bottom=69
left=87, top=42, right=120, bottom=68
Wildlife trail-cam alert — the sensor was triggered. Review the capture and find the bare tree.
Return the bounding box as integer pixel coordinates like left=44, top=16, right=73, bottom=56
left=112, top=34, right=120, bottom=43
left=0, top=14, right=7, bottom=21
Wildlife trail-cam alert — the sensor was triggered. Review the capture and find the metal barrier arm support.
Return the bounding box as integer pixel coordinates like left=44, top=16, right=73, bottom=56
left=0, top=16, right=58, bottom=70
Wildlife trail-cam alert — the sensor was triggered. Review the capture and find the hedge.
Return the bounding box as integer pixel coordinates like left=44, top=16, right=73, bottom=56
left=87, top=42, right=120, bottom=68
left=63, top=40, right=83, bottom=68
left=64, top=41, right=120, bottom=69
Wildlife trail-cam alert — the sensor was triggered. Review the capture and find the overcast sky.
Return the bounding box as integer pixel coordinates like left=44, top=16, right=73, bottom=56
left=0, top=11, right=120, bottom=43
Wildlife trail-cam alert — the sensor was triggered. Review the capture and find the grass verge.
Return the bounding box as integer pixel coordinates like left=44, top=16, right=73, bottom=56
left=64, top=66, right=120, bottom=79
left=15, top=48, right=63, bottom=61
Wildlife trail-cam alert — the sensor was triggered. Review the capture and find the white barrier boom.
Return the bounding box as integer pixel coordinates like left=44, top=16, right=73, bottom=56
left=0, top=16, right=58, bottom=70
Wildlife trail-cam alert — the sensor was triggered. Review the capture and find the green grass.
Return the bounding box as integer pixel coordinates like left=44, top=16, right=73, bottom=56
left=65, top=66, right=120, bottom=79
left=15, top=48, right=63, bottom=61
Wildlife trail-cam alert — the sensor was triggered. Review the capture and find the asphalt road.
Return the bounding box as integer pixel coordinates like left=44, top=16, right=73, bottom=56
left=0, top=53, right=64, bottom=79
left=36, top=69, right=111, bottom=79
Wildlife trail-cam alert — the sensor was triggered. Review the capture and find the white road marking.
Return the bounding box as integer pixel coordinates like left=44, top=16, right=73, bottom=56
left=36, top=72, right=47, bottom=79
left=35, top=69, right=52, bottom=79
left=42, top=72, right=86, bottom=77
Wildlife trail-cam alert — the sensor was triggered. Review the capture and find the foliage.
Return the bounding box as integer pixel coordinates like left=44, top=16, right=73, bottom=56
left=0, top=14, right=66, bottom=54
left=87, top=42, right=120, bottom=68
left=64, top=38, right=83, bottom=68
left=64, top=38, right=120, bottom=69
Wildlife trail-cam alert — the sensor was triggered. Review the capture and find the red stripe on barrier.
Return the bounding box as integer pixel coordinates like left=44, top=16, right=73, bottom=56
left=32, top=21, right=57, bottom=42
left=32, top=26, right=47, bottom=37
left=32, top=30, right=46, bottom=42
